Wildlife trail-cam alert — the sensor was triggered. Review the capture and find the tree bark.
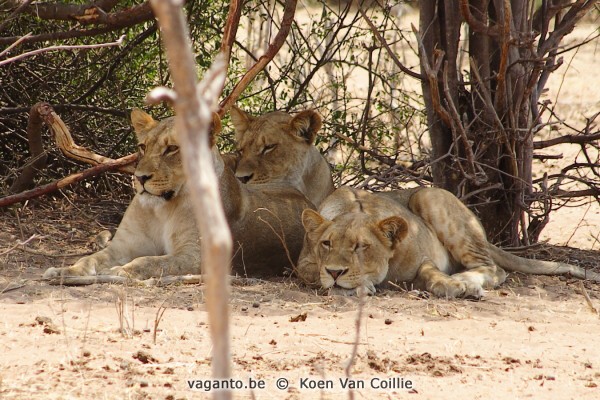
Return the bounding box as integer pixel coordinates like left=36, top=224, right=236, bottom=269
left=9, top=103, right=49, bottom=193
left=150, top=1, right=233, bottom=398
left=417, top=0, right=596, bottom=245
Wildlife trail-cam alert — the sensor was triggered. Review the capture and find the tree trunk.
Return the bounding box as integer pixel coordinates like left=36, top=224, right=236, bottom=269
left=417, top=0, right=596, bottom=246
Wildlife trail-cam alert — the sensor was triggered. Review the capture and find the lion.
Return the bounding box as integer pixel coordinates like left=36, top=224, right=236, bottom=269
left=297, top=187, right=600, bottom=298
left=43, top=109, right=315, bottom=281
left=230, top=106, right=334, bottom=207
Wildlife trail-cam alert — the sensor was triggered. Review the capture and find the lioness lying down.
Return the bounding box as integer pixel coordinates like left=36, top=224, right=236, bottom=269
left=44, top=109, right=315, bottom=280
left=298, top=187, right=600, bottom=298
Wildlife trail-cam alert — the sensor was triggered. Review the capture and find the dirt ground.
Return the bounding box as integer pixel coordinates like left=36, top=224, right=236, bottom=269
left=1, top=206, right=599, bottom=400
left=2, top=11, right=600, bottom=400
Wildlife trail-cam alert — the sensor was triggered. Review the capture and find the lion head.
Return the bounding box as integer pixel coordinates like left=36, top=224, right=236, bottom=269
left=230, top=106, right=333, bottom=206
left=130, top=109, right=185, bottom=208
left=301, top=209, right=408, bottom=295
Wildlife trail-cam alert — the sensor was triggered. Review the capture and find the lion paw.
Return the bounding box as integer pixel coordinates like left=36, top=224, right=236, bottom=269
left=429, top=279, right=467, bottom=299
left=43, top=265, right=96, bottom=279
left=459, top=280, right=484, bottom=299
left=42, top=267, right=62, bottom=279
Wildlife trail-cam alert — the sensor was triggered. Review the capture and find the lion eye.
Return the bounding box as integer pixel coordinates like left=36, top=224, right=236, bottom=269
left=138, top=143, right=146, bottom=154
left=321, top=240, right=331, bottom=249
left=164, top=145, right=179, bottom=155
left=262, top=144, right=276, bottom=155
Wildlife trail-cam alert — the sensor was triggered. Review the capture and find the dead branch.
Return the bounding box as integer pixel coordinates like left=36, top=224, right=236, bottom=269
left=219, top=0, right=298, bottom=116
left=534, top=132, right=600, bottom=149
left=411, top=24, right=452, bottom=128
left=45, top=274, right=258, bottom=287
left=150, top=0, right=233, bottom=396
left=218, top=0, right=243, bottom=104
left=459, top=0, right=500, bottom=36
left=579, top=281, right=599, bottom=317
left=0, top=33, right=31, bottom=58
left=0, top=35, right=124, bottom=67
left=0, top=153, right=137, bottom=207
left=358, top=8, right=423, bottom=80
left=0, top=0, right=34, bottom=33
left=442, top=63, right=483, bottom=184
left=2, top=0, right=120, bottom=23
left=0, top=1, right=154, bottom=46
left=36, top=103, right=136, bottom=174
left=537, top=0, right=598, bottom=56
left=9, top=103, right=49, bottom=193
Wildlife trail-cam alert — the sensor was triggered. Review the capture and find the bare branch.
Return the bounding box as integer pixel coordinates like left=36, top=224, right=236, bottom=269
left=216, top=0, right=243, bottom=107
left=0, top=35, right=124, bottom=67
left=0, top=153, right=137, bottom=207
left=9, top=102, right=49, bottom=193
left=534, top=132, right=600, bottom=149
left=36, top=103, right=135, bottom=173
left=459, top=0, right=500, bottom=36
left=150, top=0, right=232, bottom=396
left=358, top=8, right=423, bottom=80
left=219, top=0, right=297, bottom=116
left=0, top=2, right=154, bottom=46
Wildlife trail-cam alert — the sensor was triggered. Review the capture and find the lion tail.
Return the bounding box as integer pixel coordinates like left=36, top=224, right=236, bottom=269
left=489, top=244, right=600, bottom=282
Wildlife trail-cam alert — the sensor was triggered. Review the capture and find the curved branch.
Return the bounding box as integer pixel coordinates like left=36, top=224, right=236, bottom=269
left=459, top=0, right=500, bottom=36
left=37, top=103, right=136, bottom=173
left=219, top=0, right=298, bottom=116
left=359, top=8, right=423, bottom=80
left=0, top=2, right=154, bottom=46
left=0, top=153, right=137, bottom=208
left=0, top=35, right=123, bottom=67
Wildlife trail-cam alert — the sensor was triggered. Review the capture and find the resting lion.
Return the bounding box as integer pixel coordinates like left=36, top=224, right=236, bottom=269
left=230, top=106, right=334, bottom=207
left=43, top=109, right=314, bottom=281
left=298, top=187, right=600, bottom=298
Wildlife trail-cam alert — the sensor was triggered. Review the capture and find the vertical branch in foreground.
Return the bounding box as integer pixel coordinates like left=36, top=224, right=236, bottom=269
left=150, top=1, right=232, bottom=399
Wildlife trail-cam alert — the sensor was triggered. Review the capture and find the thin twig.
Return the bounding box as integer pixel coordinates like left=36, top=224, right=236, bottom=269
left=579, top=281, right=599, bottom=317
left=0, top=35, right=125, bottom=67
left=358, top=8, right=423, bottom=80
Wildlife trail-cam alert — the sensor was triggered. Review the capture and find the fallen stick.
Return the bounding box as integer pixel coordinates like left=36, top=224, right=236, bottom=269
left=0, top=153, right=137, bottom=207
left=45, top=274, right=260, bottom=287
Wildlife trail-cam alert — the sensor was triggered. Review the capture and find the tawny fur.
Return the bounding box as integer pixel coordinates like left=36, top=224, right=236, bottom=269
left=298, top=187, right=600, bottom=298
left=43, top=109, right=316, bottom=280
left=230, top=106, right=334, bottom=207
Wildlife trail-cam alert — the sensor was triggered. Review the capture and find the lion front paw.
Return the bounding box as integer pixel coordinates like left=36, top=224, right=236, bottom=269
left=429, top=279, right=467, bottom=299
left=43, top=263, right=97, bottom=279
left=454, top=278, right=484, bottom=299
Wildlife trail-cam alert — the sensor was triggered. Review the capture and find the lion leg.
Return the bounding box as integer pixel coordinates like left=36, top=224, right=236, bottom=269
left=408, top=188, right=506, bottom=291
left=43, top=247, right=121, bottom=279
left=414, top=261, right=483, bottom=299
left=106, top=247, right=201, bottom=280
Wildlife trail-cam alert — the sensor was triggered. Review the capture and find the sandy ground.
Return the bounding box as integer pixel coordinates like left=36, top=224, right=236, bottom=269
left=1, top=9, right=600, bottom=400
left=1, top=257, right=599, bottom=399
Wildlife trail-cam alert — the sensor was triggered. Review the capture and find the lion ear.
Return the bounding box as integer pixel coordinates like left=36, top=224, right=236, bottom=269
left=302, top=209, right=327, bottom=233
left=131, top=108, right=157, bottom=139
left=290, top=110, right=322, bottom=144
left=208, top=112, right=222, bottom=147
left=378, top=216, right=408, bottom=244
left=230, top=106, right=253, bottom=142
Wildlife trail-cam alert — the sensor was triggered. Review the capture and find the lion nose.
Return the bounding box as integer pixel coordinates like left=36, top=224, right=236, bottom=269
left=236, top=173, right=253, bottom=184
left=135, top=174, right=152, bottom=185
left=326, top=268, right=348, bottom=280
